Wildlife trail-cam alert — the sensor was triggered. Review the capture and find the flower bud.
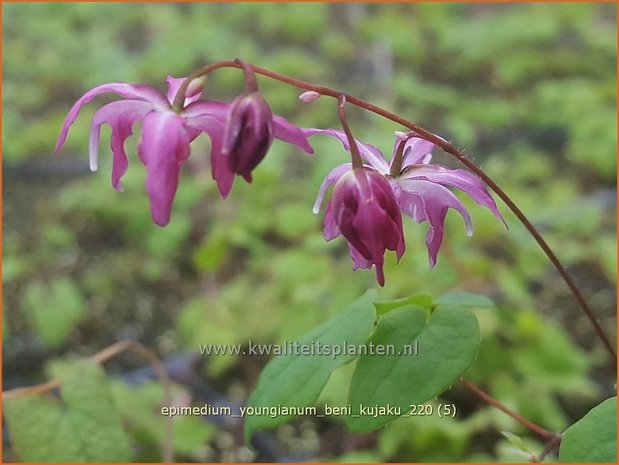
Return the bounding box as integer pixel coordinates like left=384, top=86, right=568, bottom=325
left=329, top=167, right=405, bottom=286
left=221, top=92, right=274, bottom=182
left=299, top=91, right=321, bottom=103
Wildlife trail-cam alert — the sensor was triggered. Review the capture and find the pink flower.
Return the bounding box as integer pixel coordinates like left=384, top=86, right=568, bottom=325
left=54, top=76, right=313, bottom=225
left=308, top=129, right=506, bottom=273
left=324, top=167, right=405, bottom=286
left=214, top=91, right=314, bottom=198
left=222, top=92, right=273, bottom=183
left=54, top=76, right=227, bottom=226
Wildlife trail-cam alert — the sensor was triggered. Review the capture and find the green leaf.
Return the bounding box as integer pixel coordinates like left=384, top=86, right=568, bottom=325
left=110, top=380, right=165, bottom=447
left=347, top=305, right=480, bottom=432
left=435, top=291, right=495, bottom=309
left=173, top=416, right=216, bottom=455
left=244, top=290, right=377, bottom=444
left=111, top=380, right=215, bottom=460
left=374, top=294, right=433, bottom=316
left=559, top=397, right=616, bottom=463
left=2, top=255, right=33, bottom=283
left=4, top=360, right=132, bottom=462
left=192, top=227, right=229, bottom=272
left=501, top=431, right=535, bottom=455
left=22, top=278, right=86, bottom=348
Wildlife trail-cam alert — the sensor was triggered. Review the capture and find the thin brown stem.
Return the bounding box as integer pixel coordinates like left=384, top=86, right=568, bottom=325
left=235, top=58, right=259, bottom=93
left=532, top=435, right=563, bottom=462
left=2, top=341, right=174, bottom=463
left=337, top=95, right=363, bottom=169
left=460, top=378, right=560, bottom=443
left=2, top=378, right=62, bottom=399
left=172, top=60, right=237, bottom=111
left=173, top=60, right=616, bottom=363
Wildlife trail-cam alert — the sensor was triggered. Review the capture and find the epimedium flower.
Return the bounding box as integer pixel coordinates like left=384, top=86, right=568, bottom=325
left=308, top=128, right=506, bottom=273
left=54, top=75, right=313, bottom=226
left=54, top=75, right=227, bottom=226
left=215, top=58, right=314, bottom=197
left=211, top=90, right=313, bottom=197
left=221, top=91, right=273, bottom=183
left=325, top=166, right=405, bottom=286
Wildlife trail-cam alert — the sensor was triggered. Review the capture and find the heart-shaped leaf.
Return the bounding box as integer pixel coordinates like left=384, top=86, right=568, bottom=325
left=560, top=396, right=616, bottom=463
left=4, top=360, right=132, bottom=462
left=347, top=305, right=480, bottom=432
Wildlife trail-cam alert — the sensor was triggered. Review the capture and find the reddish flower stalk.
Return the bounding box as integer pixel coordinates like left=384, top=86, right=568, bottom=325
left=173, top=60, right=616, bottom=363
left=460, top=378, right=561, bottom=443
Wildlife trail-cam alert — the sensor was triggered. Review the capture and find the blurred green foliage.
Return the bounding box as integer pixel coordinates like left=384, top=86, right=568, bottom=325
left=22, top=277, right=86, bottom=348
left=245, top=290, right=377, bottom=443
left=2, top=2, right=616, bottom=462
left=4, top=361, right=133, bottom=462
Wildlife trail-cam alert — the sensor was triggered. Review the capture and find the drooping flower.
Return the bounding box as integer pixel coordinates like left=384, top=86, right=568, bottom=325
left=215, top=60, right=314, bottom=197
left=324, top=167, right=405, bottom=286
left=211, top=92, right=313, bottom=196
left=221, top=91, right=274, bottom=183
left=308, top=129, right=506, bottom=272
left=54, top=76, right=228, bottom=226
left=54, top=75, right=313, bottom=225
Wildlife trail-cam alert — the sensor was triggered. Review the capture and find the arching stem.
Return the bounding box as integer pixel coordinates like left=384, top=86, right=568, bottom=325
left=460, top=378, right=560, bottom=443
left=172, top=60, right=616, bottom=363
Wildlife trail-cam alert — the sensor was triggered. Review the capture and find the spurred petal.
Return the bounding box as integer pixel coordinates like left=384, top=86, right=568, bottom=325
left=399, top=137, right=434, bottom=168
left=369, top=174, right=406, bottom=261
left=165, top=75, right=203, bottom=107
left=54, top=83, right=167, bottom=153
left=185, top=112, right=234, bottom=198
left=348, top=244, right=372, bottom=271
left=322, top=200, right=340, bottom=241
left=177, top=100, right=237, bottom=199
left=393, top=184, right=426, bottom=223
left=312, top=163, right=352, bottom=214
left=304, top=128, right=390, bottom=174
left=183, top=100, right=230, bottom=143
left=137, top=111, right=190, bottom=226
left=400, top=165, right=506, bottom=226
left=272, top=115, right=314, bottom=154
left=346, top=204, right=390, bottom=286
left=398, top=179, right=473, bottom=267
left=329, top=168, right=405, bottom=286
left=345, top=178, right=403, bottom=285
left=337, top=189, right=372, bottom=260
left=209, top=130, right=235, bottom=198
left=89, top=100, right=154, bottom=190
left=422, top=206, right=448, bottom=269
left=183, top=100, right=230, bottom=120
